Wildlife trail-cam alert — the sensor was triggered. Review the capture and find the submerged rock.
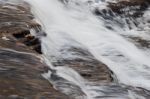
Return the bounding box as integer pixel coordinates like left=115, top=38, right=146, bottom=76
left=51, top=45, right=113, bottom=83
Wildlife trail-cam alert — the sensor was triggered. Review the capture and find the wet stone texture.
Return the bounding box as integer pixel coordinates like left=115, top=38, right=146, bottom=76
left=94, top=0, right=150, bottom=18
left=107, top=0, right=150, bottom=49
left=108, top=0, right=150, bottom=17
left=0, top=0, right=43, bottom=54
left=127, top=36, right=150, bottom=48
left=94, top=0, right=150, bottom=29
left=0, top=0, right=70, bottom=99
left=93, top=0, right=150, bottom=49
left=0, top=40, right=70, bottom=99
left=52, top=46, right=113, bottom=83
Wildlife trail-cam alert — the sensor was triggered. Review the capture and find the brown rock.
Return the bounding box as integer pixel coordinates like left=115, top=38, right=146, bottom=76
left=52, top=46, right=113, bottom=83
left=0, top=47, right=69, bottom=98
left=0, top=0, right=70, bottom=98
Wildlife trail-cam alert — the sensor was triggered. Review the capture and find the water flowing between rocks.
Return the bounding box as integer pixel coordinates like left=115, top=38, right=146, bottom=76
left=25, top=0, right=150, bottom=99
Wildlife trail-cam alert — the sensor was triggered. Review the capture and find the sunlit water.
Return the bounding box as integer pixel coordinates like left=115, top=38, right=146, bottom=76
left=26, top=0, right=150, bottom=98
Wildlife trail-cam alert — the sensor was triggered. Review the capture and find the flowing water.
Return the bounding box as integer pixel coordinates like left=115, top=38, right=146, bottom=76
left=25, top=0, right=150, bottom=98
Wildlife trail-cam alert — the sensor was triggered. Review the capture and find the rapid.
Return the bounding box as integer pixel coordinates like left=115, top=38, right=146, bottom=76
left=25, top=0, right=150, bottom=98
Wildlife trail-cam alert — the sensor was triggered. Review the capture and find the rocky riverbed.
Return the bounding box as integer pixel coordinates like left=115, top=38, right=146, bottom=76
left=1, top=0, right=150, bottom=99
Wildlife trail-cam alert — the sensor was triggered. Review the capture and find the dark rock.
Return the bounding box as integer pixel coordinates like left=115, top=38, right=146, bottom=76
left=33, top=44, right=42, bottom=54
left=128, top=36, right=150, bottom=48
left=108, top=0, right=149, bottom=17
left=13, top=30, right=30, bottom=38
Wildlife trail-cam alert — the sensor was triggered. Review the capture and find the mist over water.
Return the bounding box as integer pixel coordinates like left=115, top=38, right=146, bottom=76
left=26, top=0, right=150, bottom=98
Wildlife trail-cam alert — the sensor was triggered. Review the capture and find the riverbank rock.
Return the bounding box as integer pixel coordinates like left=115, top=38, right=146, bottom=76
left=0, top=0, right=70, bottom=98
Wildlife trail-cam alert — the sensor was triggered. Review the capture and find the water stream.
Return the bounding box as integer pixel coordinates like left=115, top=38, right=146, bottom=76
left=26, top=0, right=150, bottom=98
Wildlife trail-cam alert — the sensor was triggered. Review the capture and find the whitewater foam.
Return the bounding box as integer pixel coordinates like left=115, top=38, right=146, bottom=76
left=26, top=0, right=150, bottom=98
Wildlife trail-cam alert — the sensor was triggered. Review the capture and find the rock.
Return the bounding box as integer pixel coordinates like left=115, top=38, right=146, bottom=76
left=0, top=38, right=70, bottom=99
left=52, top=46, right=113, bottom=83
left=108, top=0, right=149, bottom=17
left=0, top=0, right=70, bottom=98
left=0, top=0, right=44, bottom=54
left=94, top=0, right=149, bottom=19
left=93, top=0, right=150, bottom=30
left=127, top=36, right=150, bottom=48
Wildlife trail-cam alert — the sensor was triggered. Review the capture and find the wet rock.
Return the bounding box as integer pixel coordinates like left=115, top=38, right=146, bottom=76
left=108, top=0, right=149, bottom=16
left=127, top=36, right=150, bottom=48
left=0, top=0, right=44, bottom=54
left=13, top=30, right=30, bottom=39
left=94, top=0, right=149, bottom=18
left=33, top=44, right=42, bottom=54
left=0, top=0, right=70, bottom=98
left=93, top=0, right=150, bottom=30
left=0, top=38, right=70, bottom=98
left=52, top=46, right=113, bottom=83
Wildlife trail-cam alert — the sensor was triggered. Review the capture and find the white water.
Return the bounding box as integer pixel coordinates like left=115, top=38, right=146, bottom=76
left=26, top=0, right=150, bottom=98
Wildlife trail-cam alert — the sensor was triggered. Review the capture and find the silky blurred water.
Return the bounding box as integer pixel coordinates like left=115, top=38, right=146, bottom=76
left=26, top=0, right=150, bottom=98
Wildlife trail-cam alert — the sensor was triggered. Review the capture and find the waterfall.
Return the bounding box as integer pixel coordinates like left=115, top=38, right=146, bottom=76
left=26, top=0, right=150, bottom=98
